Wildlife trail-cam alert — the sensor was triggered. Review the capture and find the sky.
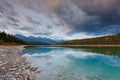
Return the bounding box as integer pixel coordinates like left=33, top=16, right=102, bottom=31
left=0, top=0, right=120, bottom=40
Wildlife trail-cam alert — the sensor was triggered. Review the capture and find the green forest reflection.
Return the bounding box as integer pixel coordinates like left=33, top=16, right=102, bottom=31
left=79, top=47, right=120, bottom=57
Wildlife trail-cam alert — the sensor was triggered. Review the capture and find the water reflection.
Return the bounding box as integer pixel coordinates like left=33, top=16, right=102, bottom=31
left=77, top=47, right=120, bottom=57
left=23, top=46, right=120, bottom=80
left=24, top=46, right=120, bottom=57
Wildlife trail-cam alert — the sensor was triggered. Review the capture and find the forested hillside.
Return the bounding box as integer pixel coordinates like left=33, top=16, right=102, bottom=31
left=58, top=34, right=120, bottom=45
left=0, top=31, right=25, bottom=45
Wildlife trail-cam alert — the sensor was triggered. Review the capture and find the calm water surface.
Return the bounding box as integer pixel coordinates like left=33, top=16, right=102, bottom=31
left=23, top=46, right=120, bottom=80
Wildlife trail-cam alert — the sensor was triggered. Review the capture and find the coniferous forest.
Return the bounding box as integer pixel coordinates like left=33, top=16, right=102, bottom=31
left=58, top=34, right=120, bottom=45
left=0, top=31, right=120, bottom=45
left=0, top=31, right=25, bottom=45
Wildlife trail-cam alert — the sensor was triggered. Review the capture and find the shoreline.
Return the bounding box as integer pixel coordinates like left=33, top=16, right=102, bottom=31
left=53, top=45, right=120, bottom=47
left=0, top=46, right=41, bottom=80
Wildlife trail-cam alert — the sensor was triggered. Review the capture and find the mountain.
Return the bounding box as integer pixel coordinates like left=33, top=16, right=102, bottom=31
left=26, top=41, right=50, bottom=45
left=58, top=33, right=120, bottom=45
left=15, top=34, right=64, bottom=43
left=0, top=31, right=25, bottom=45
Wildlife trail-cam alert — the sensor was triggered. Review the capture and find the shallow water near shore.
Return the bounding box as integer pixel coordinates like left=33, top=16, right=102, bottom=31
left=23, top=46, right=120, bottom=80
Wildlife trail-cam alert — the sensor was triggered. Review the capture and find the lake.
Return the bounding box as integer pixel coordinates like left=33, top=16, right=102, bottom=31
left=23, top=46, right=120, bottom=80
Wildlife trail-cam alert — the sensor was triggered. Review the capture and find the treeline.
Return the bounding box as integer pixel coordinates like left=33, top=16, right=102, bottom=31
left=58, top=33, right=120, bottom=45
left=0, top=31, right=25, bottom=45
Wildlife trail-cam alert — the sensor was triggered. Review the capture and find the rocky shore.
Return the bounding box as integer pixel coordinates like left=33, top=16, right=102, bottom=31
left=0, top=46, right=41, bottom=80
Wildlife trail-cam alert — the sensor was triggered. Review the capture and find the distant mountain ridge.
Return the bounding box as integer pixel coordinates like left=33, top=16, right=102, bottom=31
left=58, top=33, right=120, bottom=45
left=15, top=34, right=64, bottom=43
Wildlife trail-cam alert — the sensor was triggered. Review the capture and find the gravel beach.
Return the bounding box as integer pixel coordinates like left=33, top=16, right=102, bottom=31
left=0, top=46, right=41, bottom=80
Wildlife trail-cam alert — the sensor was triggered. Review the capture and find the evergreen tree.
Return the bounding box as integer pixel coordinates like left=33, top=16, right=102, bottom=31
left=0, top=31, right=25, bottom=45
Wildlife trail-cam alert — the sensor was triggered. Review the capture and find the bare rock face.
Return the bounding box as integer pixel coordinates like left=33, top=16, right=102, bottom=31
left=0, top=46, right=41, bottom=80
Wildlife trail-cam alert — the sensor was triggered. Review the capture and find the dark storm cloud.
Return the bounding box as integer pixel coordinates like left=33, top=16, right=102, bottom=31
left=44, top=0, right=120, bottom=35
left=0, top=0, right=120, bottom=40
left=64, top=0, right=120, bottom=35
left=73, top=0, right=120, bottom=15
left=74, top=16, right=120, bottom=34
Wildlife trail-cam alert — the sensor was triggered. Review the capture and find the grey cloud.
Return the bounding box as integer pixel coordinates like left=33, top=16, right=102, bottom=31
left=20, top=27, right=33, bottom=32
left=73, top=0, right=120, bottom=15
left=0, top=5, right=5, bottom=14
left=33, top=32, right=52, bottom=36
left=55, top=0, right=120, bottom=35
left=27, top=17, right=41, bottom=25
left=0, top=24, right=8, bottom=29
left=55, top=0, right=99, bottom=33
left=0, top=0, right=120, bottom=40
left=8, top=16, right=20, bottom=23
left=7, top=22, right=20, bottom=27
left=47, top=26, right=53, bottom=30
left=29, top=1, right=43, bottom=13
left=0, top=0, right=17, bottom=15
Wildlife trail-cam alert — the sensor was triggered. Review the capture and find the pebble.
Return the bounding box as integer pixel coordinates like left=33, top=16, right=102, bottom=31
left=0, top=46, right=41, bottom=80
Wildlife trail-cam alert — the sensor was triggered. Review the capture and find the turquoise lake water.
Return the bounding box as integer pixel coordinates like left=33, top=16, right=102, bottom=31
left=23, top=46, right=120, bottom=80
